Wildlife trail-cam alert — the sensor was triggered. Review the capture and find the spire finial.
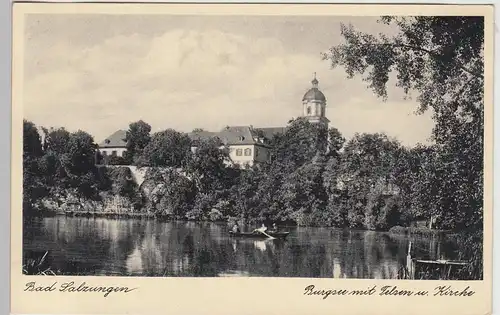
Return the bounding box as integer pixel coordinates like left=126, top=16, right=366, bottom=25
left=311, top=72, right=319, bottom=88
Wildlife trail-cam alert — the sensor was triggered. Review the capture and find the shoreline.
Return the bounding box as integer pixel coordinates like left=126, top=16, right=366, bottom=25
left=24, top=211, right=456, bottom=236
left=25, top=210, right=228, bottom=223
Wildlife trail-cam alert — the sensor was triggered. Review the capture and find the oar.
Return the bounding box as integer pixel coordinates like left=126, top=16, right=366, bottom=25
left=258, top=229, right=276, bottom=240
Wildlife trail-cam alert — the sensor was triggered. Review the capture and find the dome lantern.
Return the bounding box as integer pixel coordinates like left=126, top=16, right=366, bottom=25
left=301, top=72, right=330, bottom=128
left=302, top=72, right=326, bottom=102
left=311, top=72, right=319, bottom=88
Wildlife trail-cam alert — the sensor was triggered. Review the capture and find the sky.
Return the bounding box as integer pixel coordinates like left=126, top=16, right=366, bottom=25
left=23, top=14, right=435, bottom=147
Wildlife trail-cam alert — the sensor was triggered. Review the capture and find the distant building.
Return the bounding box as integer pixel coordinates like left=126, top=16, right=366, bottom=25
left=188, top=125, right=284, bottom=168
left=302, top=74, right=329, bottom=128
left=98, top=129, right=127, bottom=158
left=97, top=75, right=328, bottom=167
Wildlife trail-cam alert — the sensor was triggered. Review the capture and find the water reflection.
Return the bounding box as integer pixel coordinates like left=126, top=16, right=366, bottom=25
left=23, top=217, right=458, bottom=278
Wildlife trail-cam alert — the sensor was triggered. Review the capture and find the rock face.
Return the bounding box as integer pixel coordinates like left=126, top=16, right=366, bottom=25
left=30, top=166, right=193, bottom=216
left=104, top=165, right=149, bottom=187
left=126, top=166, right=149, bottom=187
left=35, top=193, right=134, bottom=214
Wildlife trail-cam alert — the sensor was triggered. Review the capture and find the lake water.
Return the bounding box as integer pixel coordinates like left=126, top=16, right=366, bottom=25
left=23, top=216, right=458, bottom=278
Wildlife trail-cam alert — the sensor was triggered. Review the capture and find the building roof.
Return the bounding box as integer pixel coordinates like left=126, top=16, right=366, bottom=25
left=188, top=126, right=279, bottom=147
left=303, top=87, right=326, bottom=102
left=255, top=127, right=285, bottom=141
left=100, top=125, right=280, bottom=150
left=187, top=130, right=218, bottom=141
left=218, top=126, right=257, bottom=145
left=99, top=130, right=127, bottom=148
left=187, top=130, right=219, bottom=146
left=303, top=75, right=326, bottom=102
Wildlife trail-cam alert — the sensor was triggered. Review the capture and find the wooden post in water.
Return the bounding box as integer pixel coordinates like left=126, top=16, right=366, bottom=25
left=406, top=241, right=415, bottom=279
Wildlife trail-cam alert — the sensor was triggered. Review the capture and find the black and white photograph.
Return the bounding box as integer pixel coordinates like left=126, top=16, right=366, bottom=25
left=20, top=7, right=487, bottom=281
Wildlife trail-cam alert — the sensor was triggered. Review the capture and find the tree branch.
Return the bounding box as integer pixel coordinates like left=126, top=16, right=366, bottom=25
left=380, top=43, right=484, bottom=79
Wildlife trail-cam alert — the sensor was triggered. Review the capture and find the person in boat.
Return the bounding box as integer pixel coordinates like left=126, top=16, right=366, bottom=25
left=270, top=223, right=279, bottom=233
left=232, top=222, right=241, bottom=233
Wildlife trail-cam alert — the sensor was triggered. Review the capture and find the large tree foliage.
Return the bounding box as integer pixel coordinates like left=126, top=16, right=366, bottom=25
left=140, top=129, right=191, bottom=167
left=280, top=156, right=328, bottom=226
left=271, top=118, right=328, bottom=169
left=23, top=120, right=44, bottom=212
left=323, top=133, right=402, bottom=229
left=23, top=122, right=104, bottom=212
left=42, top=127, right=70, bottom=154
left=323, top=16, right=484, bottom=276
left=327, top=127, right=345, bottom=158
left=226, top=167, right=263, bottom=222
left=185, top=137, right=230, bottom=193
left=142, top=168, right=196, bottom=217
left=323, top=16, right=484, bottom=229
left=392, top=145, right=437, bottom=223
left=125, top=120, right=151, bottom=164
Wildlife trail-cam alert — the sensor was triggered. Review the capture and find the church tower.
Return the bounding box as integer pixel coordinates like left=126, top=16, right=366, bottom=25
left=302, top=73, right=329, bottom=128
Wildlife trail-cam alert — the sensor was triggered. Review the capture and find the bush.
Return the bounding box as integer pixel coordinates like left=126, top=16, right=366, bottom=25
left=208, top=209, right=224, bottom=222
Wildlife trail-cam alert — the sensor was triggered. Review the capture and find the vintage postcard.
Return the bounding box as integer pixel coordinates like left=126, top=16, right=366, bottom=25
left=11, top=3, right=493, bottom=315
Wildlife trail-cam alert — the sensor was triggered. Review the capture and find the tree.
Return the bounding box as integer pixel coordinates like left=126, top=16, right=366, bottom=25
left=24, top=120, right=43, bottom=158
left=54, top=131, right=100, bottom=200
left=23, top=120, right=44, bottom=212
left=227, top=168, right=262, bottom=222
left=323, top=17, right=484, bottom=227
left=42, top=130, right=99, bottom=203
left=322, top=154, right=347, bottom=227
left=252, top=160, right=287, bottom=222
left=280, top=157, right=328, bottom=226
left=327, top=127, right=345, bottom=157
left=42, top=127, right=70, bottom=154
left=143, top=168, right=196, bottom=217
left=393, top=145, right=437, bottom=224
left=323, top=16, right=484, bottom=275
left=140, top=129, right=191, bottom=167
left=271, top=117, right=328, bottom=169
left=24, top=123, right=102, bottom=211
left=125, top=120, right=151, bottom=164
left=64, top=131, right=98, bottom=175
left=185, top=137, right=230, bottom=193
left=336, top=133, right=402, bottom=229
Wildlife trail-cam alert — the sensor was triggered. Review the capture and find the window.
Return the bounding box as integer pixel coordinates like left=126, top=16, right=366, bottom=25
left=244, top=148, right=252, bottom=156
left=307, top=106, right=311, bottom=115
left=236, top=149, right=243, bottom=156
left=238, top=136, right=245, bottom=141
left=112, top=150, right=117, bottom=156
left=255, top=148, right=259, bottom=157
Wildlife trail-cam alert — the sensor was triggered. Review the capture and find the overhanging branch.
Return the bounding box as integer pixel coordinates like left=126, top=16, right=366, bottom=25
left=379, top=43, right=483, bottom=79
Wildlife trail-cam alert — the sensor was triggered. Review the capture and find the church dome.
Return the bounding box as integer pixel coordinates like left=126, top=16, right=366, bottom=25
left=303, top=88, right=326, bottom=102
left=302, top=75, right=326, bottom=102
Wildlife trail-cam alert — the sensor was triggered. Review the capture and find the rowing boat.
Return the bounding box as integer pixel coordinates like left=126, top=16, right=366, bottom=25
left=229, top=231, right=290, bottom=239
